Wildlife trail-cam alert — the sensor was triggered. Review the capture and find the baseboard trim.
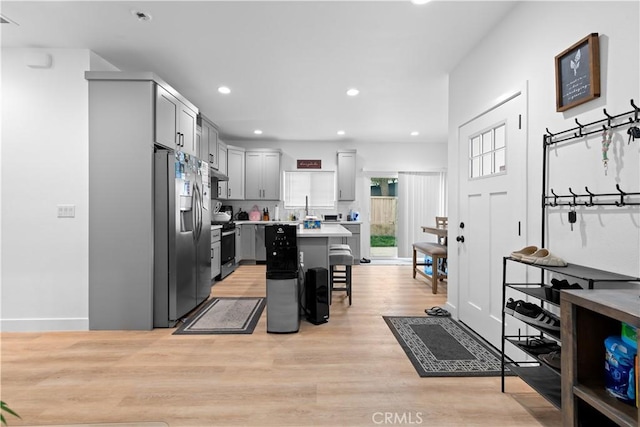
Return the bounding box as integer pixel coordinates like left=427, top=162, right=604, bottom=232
left=0, top=317, right=89, bottom=332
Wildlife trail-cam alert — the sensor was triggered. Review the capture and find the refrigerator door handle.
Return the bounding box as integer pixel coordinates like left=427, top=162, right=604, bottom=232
left=198, top=182, right=204, bottom=240
left=192, top=182, right=198, bottom=241
left=194, top=182, right=201, bottom=240
left=197, top=183, right=203, bottom=239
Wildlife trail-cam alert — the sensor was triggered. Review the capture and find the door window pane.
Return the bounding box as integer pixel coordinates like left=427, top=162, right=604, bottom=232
left=495, top=148, right=506, bottom=172
left=468, top=121, right=507, bottom=179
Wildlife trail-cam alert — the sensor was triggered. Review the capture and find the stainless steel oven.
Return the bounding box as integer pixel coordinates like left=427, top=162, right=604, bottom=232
left=219, top=223, right=236, bottom=279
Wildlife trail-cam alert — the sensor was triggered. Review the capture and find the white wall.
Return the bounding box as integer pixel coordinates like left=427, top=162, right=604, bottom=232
left=225, top=139, right=448, bottom=257
left=447, top=2, right=640, bottom=312
left=1, top=48, right=117, bottom=331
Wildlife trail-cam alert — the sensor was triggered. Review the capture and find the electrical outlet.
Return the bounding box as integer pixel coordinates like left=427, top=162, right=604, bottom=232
left=57, top=204, right=76, bottom=218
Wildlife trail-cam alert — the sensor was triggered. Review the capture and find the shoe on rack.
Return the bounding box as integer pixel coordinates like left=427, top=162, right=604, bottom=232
left=513, top=301, right=561, bottom=331
left=551, top=278, right=582, bottom=290
left=504, top=298, right=523, bottom=315
left=539, top=350, right=562, bottom=370
left=546, top=278, right=582, bottom=303
left=510, top=246, right=538, bottom=260
left=520, top=249, right=567, bottom=267
left=521, top=337, right=561, bottom=355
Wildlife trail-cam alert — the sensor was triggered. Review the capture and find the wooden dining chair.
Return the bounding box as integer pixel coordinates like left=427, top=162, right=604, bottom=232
left=435, top=216, right=448, bottom=245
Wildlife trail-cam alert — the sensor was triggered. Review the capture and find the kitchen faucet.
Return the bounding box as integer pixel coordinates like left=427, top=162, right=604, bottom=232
left=305, top=195, right=309, bottom=217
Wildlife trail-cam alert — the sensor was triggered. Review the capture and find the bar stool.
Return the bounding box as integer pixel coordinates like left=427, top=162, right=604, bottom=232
left=329, top=249, right=353, bottom=305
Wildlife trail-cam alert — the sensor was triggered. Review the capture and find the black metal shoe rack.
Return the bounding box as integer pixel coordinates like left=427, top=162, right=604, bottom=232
left=500, top=99, right=640, bottom=415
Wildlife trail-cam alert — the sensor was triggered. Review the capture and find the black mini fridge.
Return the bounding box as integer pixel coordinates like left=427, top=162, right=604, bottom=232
left=265, top=224, right=300, bottom=333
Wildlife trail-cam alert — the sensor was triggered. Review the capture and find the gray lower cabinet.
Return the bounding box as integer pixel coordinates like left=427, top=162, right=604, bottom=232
left=236, top=223, right=268, bottom=264
left=240, top=224, right=255, bottom=262
left=235, top=227, right=242, bottom=262
left=211, top=228, right=221, bottom=280
left=329, top=223, right=361, bottom=264
left=255, top=224, right=266, bottom=262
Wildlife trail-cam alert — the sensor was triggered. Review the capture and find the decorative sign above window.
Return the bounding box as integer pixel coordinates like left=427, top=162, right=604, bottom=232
left=297, top=159, right=322, bottom=169
left=555, top=33, right=600, bottom=112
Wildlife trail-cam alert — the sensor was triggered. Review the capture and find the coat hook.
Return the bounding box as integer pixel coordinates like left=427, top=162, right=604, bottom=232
left=584, top=186, right=595, bottom=207
left=632, top=99, right=639, bottom=122
left=568, top=187, right=578, bottom=206
left=550, top=188, right=559, bottom=207
left=615, top=184, right=626, bottom=207
left=575, top=118, right=584, bottom=136
left=603, top=108, right=613, bottom=127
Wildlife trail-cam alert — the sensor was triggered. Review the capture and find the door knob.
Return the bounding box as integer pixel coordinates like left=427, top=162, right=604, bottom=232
left=459, top=222, right=465, bottom=229
left=456, top=235, right=465, bottom=243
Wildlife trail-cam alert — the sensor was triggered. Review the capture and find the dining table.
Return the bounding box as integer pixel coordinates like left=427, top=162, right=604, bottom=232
left=421, top=225, right=448, bottom=244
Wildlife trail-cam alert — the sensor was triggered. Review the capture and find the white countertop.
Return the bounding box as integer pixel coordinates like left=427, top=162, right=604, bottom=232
left=296, top=223, right=352, bottom=238
left=234, top=220, right=361, bottom=225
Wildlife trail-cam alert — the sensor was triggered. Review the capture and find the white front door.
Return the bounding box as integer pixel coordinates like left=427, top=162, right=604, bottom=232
left=457, top=90, right=527, bottom=348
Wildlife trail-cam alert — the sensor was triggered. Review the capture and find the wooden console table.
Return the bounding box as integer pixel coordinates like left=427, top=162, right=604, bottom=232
left=561, top=288, right=640, bottom=427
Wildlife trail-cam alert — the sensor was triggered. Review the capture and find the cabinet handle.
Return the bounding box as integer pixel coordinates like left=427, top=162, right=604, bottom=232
left=218, top=186, right=221, bottom=196
left=228, top=188, right=231, bottom=197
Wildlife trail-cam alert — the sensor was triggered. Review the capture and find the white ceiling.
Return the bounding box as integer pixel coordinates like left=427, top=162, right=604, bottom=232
left=1, top=1, right=518, bottom=144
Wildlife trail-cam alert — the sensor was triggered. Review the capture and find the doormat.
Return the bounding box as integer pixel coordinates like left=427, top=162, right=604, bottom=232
left=174, top=297, right=265, bottom=335
left=383, top=316, right=514, bottom=377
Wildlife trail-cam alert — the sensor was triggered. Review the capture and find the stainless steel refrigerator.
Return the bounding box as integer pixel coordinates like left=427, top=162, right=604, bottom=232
left=153, top=148, right=211, bottom=327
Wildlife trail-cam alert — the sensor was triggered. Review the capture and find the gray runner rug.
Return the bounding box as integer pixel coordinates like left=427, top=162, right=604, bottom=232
left=174, top=297, right=265, bottom=334
left=383, top=316, right=513, bottom=377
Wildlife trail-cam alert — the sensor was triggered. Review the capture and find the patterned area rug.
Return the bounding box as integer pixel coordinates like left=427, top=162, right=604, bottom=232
left=174, top=297, right=265, bottom=334
left=383, top=316, right=513, bottom=377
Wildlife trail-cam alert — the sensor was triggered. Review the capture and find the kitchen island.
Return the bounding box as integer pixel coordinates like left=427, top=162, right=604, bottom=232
left=297, top=223, right=352, bottom=271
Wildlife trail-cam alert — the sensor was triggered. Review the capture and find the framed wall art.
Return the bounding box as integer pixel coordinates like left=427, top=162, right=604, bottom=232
left=555, top=33, right=600, bottom=112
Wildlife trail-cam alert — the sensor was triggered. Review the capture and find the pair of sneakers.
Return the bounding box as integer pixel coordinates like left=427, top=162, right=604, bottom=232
left=505, top=298, right=560, bottom=331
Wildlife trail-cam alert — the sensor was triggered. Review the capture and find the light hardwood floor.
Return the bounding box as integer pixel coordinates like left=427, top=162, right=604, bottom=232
left=1, top=265, right=561, bottom=426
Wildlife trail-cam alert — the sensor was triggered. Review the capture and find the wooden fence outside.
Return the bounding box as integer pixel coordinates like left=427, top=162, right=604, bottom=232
left=370, top=196, right=397, bottom=236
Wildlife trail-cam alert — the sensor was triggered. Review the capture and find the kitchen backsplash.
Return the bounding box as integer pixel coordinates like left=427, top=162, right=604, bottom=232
left=211, top=199, right=360, bottom=222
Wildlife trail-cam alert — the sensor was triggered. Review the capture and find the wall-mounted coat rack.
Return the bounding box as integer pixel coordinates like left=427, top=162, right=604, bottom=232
left=541, top=98, right=640, bottom=248
left=545, top=184, right=640, bottom=207
left=544, top=99, right=640, bottom=145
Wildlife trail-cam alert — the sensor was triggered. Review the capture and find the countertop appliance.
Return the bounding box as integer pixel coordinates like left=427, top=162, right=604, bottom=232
left=265, top=224, right=300, bottom=333
left=153, top=149, right=211, bottom=327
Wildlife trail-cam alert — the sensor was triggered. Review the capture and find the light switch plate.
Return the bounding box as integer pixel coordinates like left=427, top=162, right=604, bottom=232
left=57, top=204, right=75, bottom=218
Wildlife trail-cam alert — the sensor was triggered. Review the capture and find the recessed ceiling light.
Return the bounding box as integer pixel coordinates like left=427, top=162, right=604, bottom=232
left=218, top=86, right=231, bottom=95
left=411, top=131, right=420, bottom=136
left=346, top=88, right=360, bottom=97
left=130, top=10, right=152, bottom=21
left=254, top=130, right=263, bottom=135
left=411, top=0, right=432, bottom=5
left=337, top=130, right=345, bottom=136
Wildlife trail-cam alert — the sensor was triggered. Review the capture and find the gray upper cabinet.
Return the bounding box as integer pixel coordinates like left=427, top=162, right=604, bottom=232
left=155, top=84, right=197, bottom=156
left=227, top=145, right=245, bottom=200
left=337, top=149, right=356, bottom=201
left=245, top=149, right=281, bottom=200
left=217, top=140, right=228, bottom=200
left=198, top=115, right=219, bottom=169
